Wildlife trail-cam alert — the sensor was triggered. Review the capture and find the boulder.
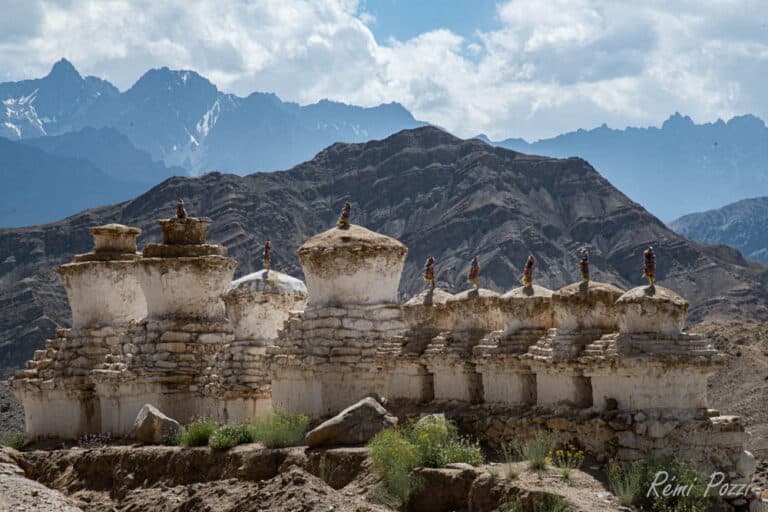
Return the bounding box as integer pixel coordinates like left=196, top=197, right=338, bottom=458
left=133, top=404, right=182, bottom=444
left=304, top=397, right=397, bottom=448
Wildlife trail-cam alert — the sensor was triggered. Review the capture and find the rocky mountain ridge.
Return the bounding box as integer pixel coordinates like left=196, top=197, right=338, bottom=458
left=481, top=112, right=768, bottom=220
left=0, top=126, right=765, bottom=371
left=670, top=197, right=768, bottom=263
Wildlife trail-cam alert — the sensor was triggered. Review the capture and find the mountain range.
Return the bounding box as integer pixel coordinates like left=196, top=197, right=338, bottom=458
left=4, top=59, right=768, bottom=228
left=1, top=58, right=423, bottom=174
left=480, top=113, right=768, bottom=221
left=1, top=126, right=766, bottom=371
left=670, top=197, right=768, bottom=263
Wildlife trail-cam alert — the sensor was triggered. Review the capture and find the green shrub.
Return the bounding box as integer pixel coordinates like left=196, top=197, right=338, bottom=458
left=209, top=424, right=252, bottom=451
left=551, top=444, right=585, bottom=480
left=1, top=433, right=26, bottom=450
left=635, top=457, right=710, bottom=512
left=180, top=418, right=217, bottom=447
left=249, top=411, right=309, bottom=448
left=608, top=459, right=644, bottom=507
left=516, top=432, right=555, bottom=471
left=368, top=416, right=484, bottom=508
left=607, top=457, right=711, bottom=511
left=369, top=428, right=421, bottom=507
left=403, top=416, right=484, bottom=467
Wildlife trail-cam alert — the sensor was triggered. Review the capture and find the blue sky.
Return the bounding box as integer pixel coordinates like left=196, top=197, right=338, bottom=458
left=1, top=0, right=767, bottom=140
left=362, top=0, right=500, bottom=43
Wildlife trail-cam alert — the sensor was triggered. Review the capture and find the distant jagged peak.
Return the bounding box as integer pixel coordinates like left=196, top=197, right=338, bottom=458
left=46, top=58, right=82, bottom=81
left=661, top=112, right=695, bottom=129
left=726, top=113, right=767, bottom=130
left=127, top=65, right=218, bottom=96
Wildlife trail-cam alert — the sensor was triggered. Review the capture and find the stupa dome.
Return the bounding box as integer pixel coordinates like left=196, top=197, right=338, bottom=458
left=552, top=281, right=624, bottom=330
left=296, top=224, right=407, bottom=307
left=615, top=285, right=688, bottom=335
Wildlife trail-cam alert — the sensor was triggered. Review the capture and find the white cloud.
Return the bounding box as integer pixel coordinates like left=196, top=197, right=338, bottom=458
left=1, top=0, right=767, bottom=140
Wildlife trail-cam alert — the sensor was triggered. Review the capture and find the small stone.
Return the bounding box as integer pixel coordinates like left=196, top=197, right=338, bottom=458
left=737, top=451, right=757, bottom=478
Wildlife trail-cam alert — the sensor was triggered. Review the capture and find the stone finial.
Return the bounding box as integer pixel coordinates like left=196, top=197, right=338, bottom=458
left=263, top=240, right=272, bottom=270
left=156, top=217, right=212, bottom=245
left=615, top=285, right=689, bottom=335
left=522, top=254, right=535, bottom=287
left=89, top=224, right=141, bottom=255
left=337, top=201, right=351, bottom=229
left=176, top=199, right=187, bottom=219
left=579, top=249, right=589, bottom=282
left=467, top=256, right=480, bottom=291
left=643, top=246, right=656, bottom=287
left=423, top=256, right=436, bottom=290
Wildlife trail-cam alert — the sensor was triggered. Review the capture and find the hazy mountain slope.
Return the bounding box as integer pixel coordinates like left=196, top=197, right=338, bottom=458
left=21, top=127, right=184, bottom=184
left=0, top=137, right=147, bottom=227
left=1, top=126, right=765, bottom=370
left=482, top=113, right=768, bottom=221
left=0, top=59, right=118, bottom=139
left=670, top=197, right=768, bottom=263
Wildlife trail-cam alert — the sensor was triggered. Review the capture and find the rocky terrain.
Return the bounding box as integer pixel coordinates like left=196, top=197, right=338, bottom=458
left=0, top=443, right=619, bottom=512
left=670, top=197, right=768, bottom=263
left=1, top=125, right=767, bottom=371
left=696, top=322, right=768, bottom=457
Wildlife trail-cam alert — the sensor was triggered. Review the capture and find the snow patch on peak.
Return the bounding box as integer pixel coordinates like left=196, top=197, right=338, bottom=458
left=2, top=89, right=46, bottom=137
left=196, top=99, right=222, bottom=138
left=3, top=122, right=21, bottom=137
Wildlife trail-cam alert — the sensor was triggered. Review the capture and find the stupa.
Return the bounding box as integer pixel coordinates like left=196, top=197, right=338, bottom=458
left=209, top=269, right=307, bottom=422
left=474, top=284, right=554, bottom=405
left=268, top=223, right=408, bottom=417
left=583, top=285, right=719, bottom=414
left=527, top=280, right=625, bottom=407
left=10, top=224, right=146, bottom=438
left=92, top=215, right=237, bottom=434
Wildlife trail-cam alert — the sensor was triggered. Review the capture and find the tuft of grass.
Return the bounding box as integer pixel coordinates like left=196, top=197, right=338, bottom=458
left=180, top=418, right=217, bottom=447
left=369, top=483, right=405, bottom=509
left=249, top=411, right=309, bottom=448
left=1, top=433, right=26, bottom=450
left=607, top=459, right=644, bottom=507
left=516, top=432, right=555, bottom=471
left=505, top=494, right=571, bottom=512
left=501, top=442, right=519, bottom=479
left=317, top=454, right=339, bottom=484
left=208, top=424, right=252, bottom=451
